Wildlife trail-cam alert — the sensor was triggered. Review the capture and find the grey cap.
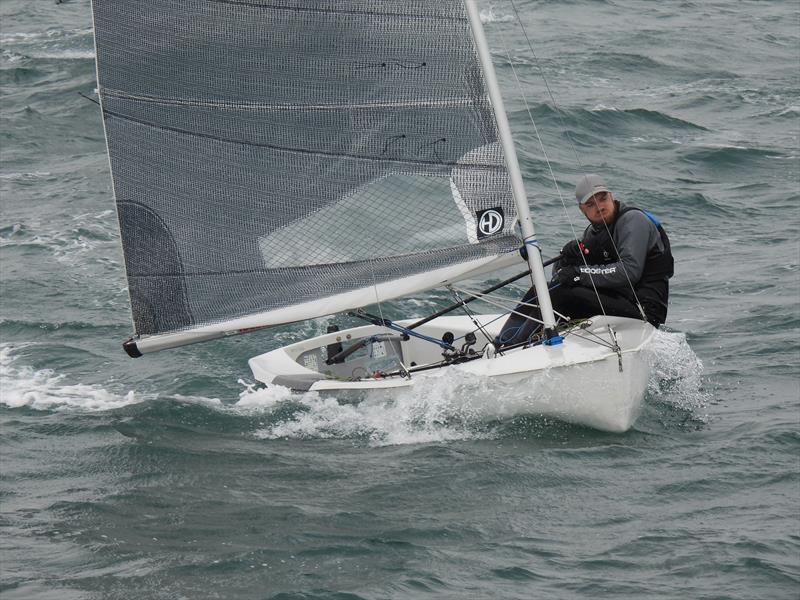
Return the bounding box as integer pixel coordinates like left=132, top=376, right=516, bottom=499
left=575, top=174, right=610, bottom=204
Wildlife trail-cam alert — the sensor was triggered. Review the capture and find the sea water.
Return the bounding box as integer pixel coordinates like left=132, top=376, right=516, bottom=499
left=1, top=1, right=798, bottom=598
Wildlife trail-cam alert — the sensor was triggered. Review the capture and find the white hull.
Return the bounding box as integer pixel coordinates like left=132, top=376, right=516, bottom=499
left=249, top=315, right=655, bottom=433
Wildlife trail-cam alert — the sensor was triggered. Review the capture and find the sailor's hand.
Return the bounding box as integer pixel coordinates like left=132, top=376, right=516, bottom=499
left=560, top=240, right=588, bottom=265
left=555, top=266, right=582, bottom=287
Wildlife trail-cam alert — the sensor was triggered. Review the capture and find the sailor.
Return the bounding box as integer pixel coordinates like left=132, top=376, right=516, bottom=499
left=496, top=174, right=674, bottom=347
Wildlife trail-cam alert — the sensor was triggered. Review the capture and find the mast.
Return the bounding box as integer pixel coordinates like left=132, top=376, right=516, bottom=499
left=464, top=1, right=557, bottom=334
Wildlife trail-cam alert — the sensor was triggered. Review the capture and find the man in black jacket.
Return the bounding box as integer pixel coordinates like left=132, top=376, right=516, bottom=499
left=496, top=174, right=674, bottom=348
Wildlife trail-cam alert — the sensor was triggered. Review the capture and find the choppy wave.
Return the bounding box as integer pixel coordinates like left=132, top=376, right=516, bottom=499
left=480, top=6, right=514, bottom=24
left=514, top=103, right=707, bottom=134
left=1, top=48, right=94, bottom=62
left=0, top=27, right=93, bottom=54
left=1, top=328, right=705, bottom=443
left=582, top=51, right=736, bottom=82
left=649, top=191, right=731, bottom=219
left=0, top=344, right=143, bottom=411
left=0, top=26, right=95, bottom=68
left=679, top=144, right=787, bottom=169
left=0, top=28, right=93, bottom=45
left=586, top=106, right=707, bottom=132
left=0, top=212, right=119, bottom=266
left=0, top=171, right=53, bottom=181
left=772, top=104, right=799, bottom=117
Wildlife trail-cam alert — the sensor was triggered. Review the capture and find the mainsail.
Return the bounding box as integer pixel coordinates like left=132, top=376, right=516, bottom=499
left=91, top=0, right=521, bottom=353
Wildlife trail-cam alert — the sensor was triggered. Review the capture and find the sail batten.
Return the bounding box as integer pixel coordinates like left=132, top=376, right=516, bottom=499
left=92, top=0, right=520, bottom=348
left=205, top=1, right=470, bottom=21
left=102, top=90, right=480, bottom=112
left=102, top=111, right=507, bottom=170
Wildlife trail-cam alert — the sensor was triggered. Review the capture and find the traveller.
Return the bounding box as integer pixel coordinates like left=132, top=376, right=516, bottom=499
left=496, top=174, right=674, bottom=347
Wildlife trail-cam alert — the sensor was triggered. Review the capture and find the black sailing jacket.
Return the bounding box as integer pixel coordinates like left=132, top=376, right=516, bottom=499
left=568, top=201, right=674, bottom=326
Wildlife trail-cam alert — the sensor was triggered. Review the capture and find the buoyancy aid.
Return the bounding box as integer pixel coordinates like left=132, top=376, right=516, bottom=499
left=583, top=204, right=674, bottom=326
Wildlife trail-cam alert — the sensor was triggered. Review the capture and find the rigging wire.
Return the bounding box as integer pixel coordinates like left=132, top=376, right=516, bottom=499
left=499, top=4, right=609, bottom=320
left=508, top=0, right=648, bottom=321
left=565, top=327, right=618, bottom=350
left=449, top=284, right=565, bottom=327
left=326, top=5, right=650, bottom=377
left=446, top=285, right=495, bottom=345
left=508, top=0, right=582, bottom=169
left=367, top=259, right=411, bottom=378
left=503, top=1, right=650, bottom=323
left=451, top=282, right=619, bottom=351
left=594, top=208, right=649, bottom=322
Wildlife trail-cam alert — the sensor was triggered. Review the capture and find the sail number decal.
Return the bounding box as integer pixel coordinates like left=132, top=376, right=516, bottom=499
left=476, top=207, right=505, bottom=238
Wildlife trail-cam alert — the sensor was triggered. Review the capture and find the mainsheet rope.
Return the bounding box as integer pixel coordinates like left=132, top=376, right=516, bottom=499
left=499, top=3, right=609, bottom=319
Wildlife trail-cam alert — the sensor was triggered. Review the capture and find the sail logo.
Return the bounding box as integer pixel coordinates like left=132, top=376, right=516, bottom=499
left=476, top=207, right=504, bottom=238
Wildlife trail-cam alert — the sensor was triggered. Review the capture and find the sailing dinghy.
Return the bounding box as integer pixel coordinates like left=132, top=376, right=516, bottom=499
left=91, top=0, right=656, bottom=432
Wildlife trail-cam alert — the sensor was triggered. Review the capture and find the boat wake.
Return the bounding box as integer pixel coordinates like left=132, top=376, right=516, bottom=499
left=0, top=330, right=706, bottom=443
left=241, top=374, right=496, bottom=447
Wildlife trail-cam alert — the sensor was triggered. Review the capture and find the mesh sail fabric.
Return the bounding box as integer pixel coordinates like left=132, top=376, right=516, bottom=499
left=93, top=0, right=518, bottom=337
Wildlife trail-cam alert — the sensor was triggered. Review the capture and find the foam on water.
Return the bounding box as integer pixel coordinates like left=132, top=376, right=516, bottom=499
left=0, top=171, right=53, bottom=180
left=0, top=329, right=706, bottom=439
left=0, top=28, right=93, bottom=45
left=644, top=329, right=710, bottom=425
left=480, top=6, right=514, bottom=24
left=0, top=344, right=143, bottom=411
left=0, top=26, right=95, bottom=63
left=0, top=211, right=119, bottom=269
left=241, top=374, right=493, bottom=447
left=26, top=49, right=95, bottom=60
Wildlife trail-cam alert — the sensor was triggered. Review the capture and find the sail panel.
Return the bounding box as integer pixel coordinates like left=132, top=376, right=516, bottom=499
left=93, top=0, right=519, bottom=338
left=94, top=2, right=488, bottom=106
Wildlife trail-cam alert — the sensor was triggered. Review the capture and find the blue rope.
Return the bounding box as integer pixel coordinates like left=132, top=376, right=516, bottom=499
left=379, top=320, right=454, bottom=350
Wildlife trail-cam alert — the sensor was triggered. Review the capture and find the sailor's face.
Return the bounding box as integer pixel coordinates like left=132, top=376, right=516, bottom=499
left=580, top=191, right=616, bottom=225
